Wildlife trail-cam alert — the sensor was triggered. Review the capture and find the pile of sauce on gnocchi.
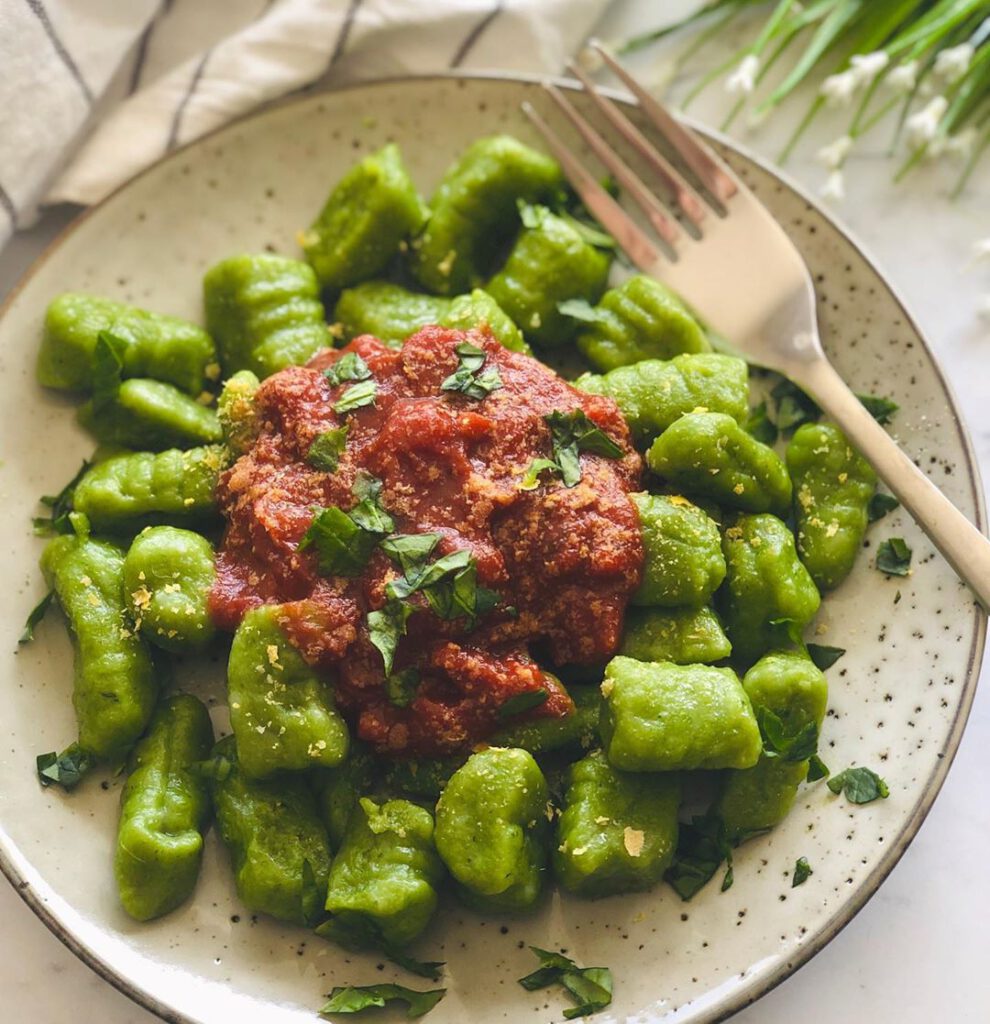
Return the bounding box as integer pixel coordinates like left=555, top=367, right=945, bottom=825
left=210, top=326, right=644, bottom=756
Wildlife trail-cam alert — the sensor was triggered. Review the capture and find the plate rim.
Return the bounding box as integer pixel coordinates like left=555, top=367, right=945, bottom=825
left=0, top=69, right=985, bottom=1024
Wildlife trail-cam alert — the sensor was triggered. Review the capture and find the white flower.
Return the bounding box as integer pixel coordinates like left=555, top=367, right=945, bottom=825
left=820, top=69, right=858, bottom=107
left=725, top=54, right=759, bottom=95
left=930, top=127, right=978, bottom=160
left=934, top=43, right=974, bottom=84
left=821, top=169, right=846, bottom=202
left=817, top=134, right=854, bottom=169
left=905, top=95, right=948, bottom=147
left=850, top=51, right=890, bottom=86
left=885, top=59, right=918, bottom=93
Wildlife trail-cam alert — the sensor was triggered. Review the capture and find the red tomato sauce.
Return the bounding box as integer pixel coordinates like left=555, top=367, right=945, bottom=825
left=210, top=326, right=643, bottom=756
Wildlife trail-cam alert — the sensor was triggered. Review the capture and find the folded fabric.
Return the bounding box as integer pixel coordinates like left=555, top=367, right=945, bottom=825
left=0, top=0, right=611, bottom=249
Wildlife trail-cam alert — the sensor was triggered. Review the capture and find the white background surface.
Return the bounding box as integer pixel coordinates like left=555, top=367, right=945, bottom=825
left=1, top=1, right=988, bottom=1021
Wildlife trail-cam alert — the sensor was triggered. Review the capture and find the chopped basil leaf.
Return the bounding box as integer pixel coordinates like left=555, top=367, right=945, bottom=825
left=827, top=766, right=889, bottom=804
left=875, top=537, right=912, bottom=576
left=546, top=409, right=623, bottom=488
left=806, top=643, right=846, bottom=670
left=383, top=950, right=445, bottom=982
left=518, top=947, right=612, bottom=1020
left=91, top=330, right=129, bottom=410
left=754, top=705, right=819, bottom=762
left=720, top=864, right=734, bottom=892
left=441, top=342, right=502, bottom=400
left=665, top=813, right=732, bottom=901
left=381, top=533, right=441, bottom=576
left=315, top=916, right=444, bottom=980
left=556, top=298, right=607, bottom=324
left=497, top=688, right=549, bottom=720
left=36, top=744, right=94, bottom=790
left=857, top=393, right=899, bottom=425
left=421, top=558, right=498, bottom=624
left=298, top=506, right=380, bottom=577
left=349, top=494, right=395, bottom=535
left=352, top=470, right=382, bottom=502
left=770, top=379, right=819, bottom=433
left=519, top=458, right=559, bottom=491
left=744, top=400, right=779, bottom=445
left=806, top=754, right=830, bottom=782
left=367, top=599, right=413, bottom=677
left=324, top=352, right=372, bottom=387
left=334, top=379, right=377, bottom=414
left=386, top=667, right=420, bottom=708
left=792, top=856, right=812, bottom=887
left=307, top=427, right=349, bottom=472
left=768, top=615, right=805, bottom=647
left=319, top=984, right=445, bottom=1019
left=35, top=459, right=91, bottom=536
left=387, top=549, right=472, bottom=601
left=19, top=590, right=54, bottom=646
left=868, top=492, right=900, bottom=522
left=517, top=200, right=548, bottom=229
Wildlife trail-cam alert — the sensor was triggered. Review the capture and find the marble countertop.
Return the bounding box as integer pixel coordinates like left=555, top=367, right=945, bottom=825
left=1, top=1, right=987, bottom=1021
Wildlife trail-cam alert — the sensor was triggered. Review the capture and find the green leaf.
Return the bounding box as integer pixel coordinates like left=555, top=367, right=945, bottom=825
left=91, top=330, right=129, bottom=410
left=827, top=766, right=889, bottom=804
left=517, top=948, right=613, bottom=1019
left=35, top=459, right=91, bottom=536
left=324, top=352, right=372, bottom=387
left=792, top=856, right=813, bottom=887
left=308, top=427, right=349, bottom=472
left=875, top=537, right=912, bottom=576
left=806, top=643, right=846, bottom=670
left=546, top=409, right=623, bottom=488
left=381, top=533, right=441, bottom=576
left=441, top=342, right=503, bottom=400
left=720, top=863, right=734, bottom=892
left=36, top=744, right=95, bottom=790
left=556, top=298, right=607, bottom=324
left=320, top=984, right=446, bottom=1019
left=857, top=393, right=899, bottom=425
left=298, top=506, right=380, bottom=577
left=744, top=400, right=779, bottom=445
left=516, top=200, right=549, bottom=229
left=519, top=458, right=559, bottom=491
left=665, top=813, right=732, bottom=901
left=806, top=754, right=830, bottom=782
left=770, top=379, right=819, bottom=433
left=386, top=667, right=420, bottom=709
left=383, top=950, right=445, bottom=982
left=497, top=688, right=549, bottom=720
left=868, top=492, right=899, bottom=522
left=19, top=590, right=54, bottom=646
left=754, top=704, right=819, bottom=762
left=349, top=496, right=395, bottom=535
left=334, top=379, right=377, bottom=415
left=367, top=600, right=414, bottom=677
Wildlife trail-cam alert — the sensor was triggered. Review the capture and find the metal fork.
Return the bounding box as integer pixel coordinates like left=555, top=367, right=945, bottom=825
left=523, top=39, right=990, bottom=611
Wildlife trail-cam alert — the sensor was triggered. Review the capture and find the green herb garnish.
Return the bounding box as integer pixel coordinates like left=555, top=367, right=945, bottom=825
left=518, top=947, right=613, bottom=1020
left=298, top=506, right=379, bottom=577
left=334, top=379, right=377, bottom=414
left=307, top=427, right=349, bottom=472
left=91, top=330, right=129, bottom=410
left=857, top=393, right=899, bottom=425
left=792, top=856, right=813, bottom=887
left=36, top=744, right=95, bottom=790
left=556, top=297, right=607, bottom=324
left=876, top=537, right=912, bottom=576
left=827, top=766, right=889, bottom=805
left=806, top=754, right=830, bottom=782
left=806, top=643, right=846, bottom=670
left=546, top=409, right=623, bottom=487
left=324, top=352, right=372, bottom=387
left=771, top=379, right=819, bottom=433
left=519, top=458, right=559, bottom=491
left=367, top=599, right=414, bottom=677
left=385, top=667, right=420, bottom=709
left=380, top=533, right=441, bottom=576
left=868, top=493, right=899, bottom=522
left=754, top=705, right=819, bottom=762
left=319, top=984, right=445, bottom=1019
left=665, top=813, right=734, bottom=901
left=744, top=400, right=779, bottom=445
left=34, top=459, right=91, bottom=536
left=497, top=688, right=549, bottom=720
left=19, top=590, right=54, bottom=646
left=440, top=342, right=502, bottom=400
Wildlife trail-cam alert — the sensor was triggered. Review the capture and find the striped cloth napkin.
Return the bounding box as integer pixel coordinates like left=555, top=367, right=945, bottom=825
left=0, top=0, right=611, bottom=249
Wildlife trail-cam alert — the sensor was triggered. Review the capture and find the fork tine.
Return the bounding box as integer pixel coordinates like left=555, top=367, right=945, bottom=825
left=590, top=38, right=739, bottom=206
left=565, top=59, right=708, bottom=229
left=543, top=83, right=681, bottom=249
left=520, top=100, right=664, bottom=273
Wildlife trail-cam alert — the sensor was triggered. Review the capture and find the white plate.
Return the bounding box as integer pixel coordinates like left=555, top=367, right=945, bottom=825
left=0, top=74, right=984, bottom=1024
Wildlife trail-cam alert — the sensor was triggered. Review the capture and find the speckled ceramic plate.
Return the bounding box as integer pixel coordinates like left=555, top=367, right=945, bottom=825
left=0, top=74, right=984, bottom=1024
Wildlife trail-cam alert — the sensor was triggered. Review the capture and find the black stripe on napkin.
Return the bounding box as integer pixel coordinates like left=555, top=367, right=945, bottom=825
left=24, top=0, right=94, bottom=104
left=326, top=0, right=363, bottom=71
left=166, top=49, right=212, bottom=151
left=450, top=1, right=504, bottom=68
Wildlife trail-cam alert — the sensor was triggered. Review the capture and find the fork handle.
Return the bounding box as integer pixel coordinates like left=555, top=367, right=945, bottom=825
left=794, top=356, right=990, bottom=611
